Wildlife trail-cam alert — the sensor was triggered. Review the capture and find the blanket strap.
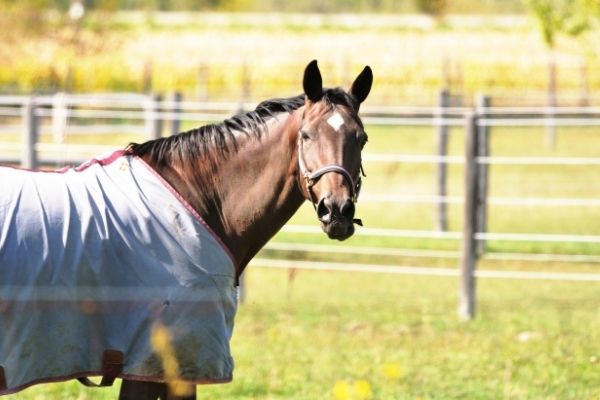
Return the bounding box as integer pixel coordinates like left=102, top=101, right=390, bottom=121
left=0, top=366, right=6, bottom=391
left=78, top=349, right=124, bottom=388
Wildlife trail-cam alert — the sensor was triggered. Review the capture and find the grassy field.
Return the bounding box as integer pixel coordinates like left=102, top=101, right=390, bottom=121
left=14, top=269, right=600, bottom=399
left=2, top=12, right=600, bottom=106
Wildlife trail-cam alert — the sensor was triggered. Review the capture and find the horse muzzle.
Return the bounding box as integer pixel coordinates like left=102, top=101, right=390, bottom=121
left=316, top=196, right=357, bottom=240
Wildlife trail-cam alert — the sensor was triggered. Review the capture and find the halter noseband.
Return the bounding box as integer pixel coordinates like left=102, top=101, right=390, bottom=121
left=297, top=133, right=364, bottom=226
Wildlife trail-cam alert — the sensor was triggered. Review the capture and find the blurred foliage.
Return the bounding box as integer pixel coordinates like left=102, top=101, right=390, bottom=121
left=0, top=0, right=526, bottom=13
left=524, top=0, right=600, bottom=47
left=0, top=0, right=60, bottom=37
left=0, top=0, right=598, bottom=99
left=414, top=0, right=448, bottom=19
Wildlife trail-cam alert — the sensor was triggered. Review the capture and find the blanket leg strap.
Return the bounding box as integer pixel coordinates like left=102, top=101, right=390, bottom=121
left=78, top=349, right=124, bottom=388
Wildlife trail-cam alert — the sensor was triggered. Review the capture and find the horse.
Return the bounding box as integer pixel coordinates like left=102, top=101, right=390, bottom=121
left=0, top=60, right=372, bottom=399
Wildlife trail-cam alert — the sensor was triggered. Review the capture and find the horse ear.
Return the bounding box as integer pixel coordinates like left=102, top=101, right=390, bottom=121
left=303, top=60, right=323, bottom=102
left=350, top=65, right=373, bottom=105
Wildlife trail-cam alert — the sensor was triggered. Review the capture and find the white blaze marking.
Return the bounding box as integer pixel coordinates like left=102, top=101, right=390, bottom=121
left=327, top=112, right=345, bottom=131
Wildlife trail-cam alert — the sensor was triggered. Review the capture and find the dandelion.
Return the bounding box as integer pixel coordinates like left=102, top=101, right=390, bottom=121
left=333, top=380, right=351, bottom=400
left=354, top=379, right=373, bottom=399
left=382, top=362, right=403, bottom=381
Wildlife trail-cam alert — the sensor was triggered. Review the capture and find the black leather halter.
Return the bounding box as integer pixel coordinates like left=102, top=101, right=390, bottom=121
left=297, top=133, right=364, bottom=225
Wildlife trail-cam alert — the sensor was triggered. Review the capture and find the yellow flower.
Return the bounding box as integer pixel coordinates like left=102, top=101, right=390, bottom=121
left=333, top=380, right=351, bottom=400
left=354, top=379, right=373, bottom=399
left=382, top=362, right=403, bottom=381
left=150, top=324, right=194, bottom=398
left=150, top=324, right=170, bottom=352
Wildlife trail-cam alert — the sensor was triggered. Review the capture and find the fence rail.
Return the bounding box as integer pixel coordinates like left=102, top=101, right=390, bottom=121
left=263, top=242, right=600, bottom=263
left=1, top=91, right=599, bottom=319
left=250, top=258, right=600, bottom=282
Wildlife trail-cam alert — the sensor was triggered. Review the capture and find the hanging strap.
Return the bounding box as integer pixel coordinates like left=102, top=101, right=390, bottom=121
left=78, top=349, right=124, bottom=388
left=0, top=366, right=6, bottom=392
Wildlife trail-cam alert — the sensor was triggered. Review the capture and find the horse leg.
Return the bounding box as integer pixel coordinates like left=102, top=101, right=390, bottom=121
left=119, top=380, right=166, bottom=400
left=164, top=384, right=196, bottom=400
left=118, top=379, right=196, bottom=400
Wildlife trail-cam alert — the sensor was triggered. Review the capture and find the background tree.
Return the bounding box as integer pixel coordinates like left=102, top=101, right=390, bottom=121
left=0, top=0, right=58, bottom=38
left=524, top=0, right=594, bottom=47
left=414, top=0, right=449, bottom=20
left=524, top=0, right=598, bottom=146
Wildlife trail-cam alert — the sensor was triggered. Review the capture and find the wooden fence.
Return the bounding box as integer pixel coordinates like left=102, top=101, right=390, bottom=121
left=1, top=92, right=599, bottom=320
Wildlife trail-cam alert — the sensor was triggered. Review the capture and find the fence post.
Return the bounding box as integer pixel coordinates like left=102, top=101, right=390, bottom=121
left=436, top=88, right=450, bottom=231
left=579, top=58, right=589, bottom=107
left=459, top=111, right=479, bottom=321
left=142, top=60, right=153, bottom=93
left=146, top=93, right=163, bottom=140
left=21, top=97, right=38, bottom=169
left=168, top=91, right=182, bottom=137
left=239, top=60, right=251, bottom=113
left=546, top=55, right=557, bottom=148
left=52, top=92, right=68, bottom=144
left=197, top=63, right=209, bottom=101
left=476, top=94, right=491, bottom=255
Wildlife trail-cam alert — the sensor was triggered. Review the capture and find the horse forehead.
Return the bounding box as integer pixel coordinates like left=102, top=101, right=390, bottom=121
left=304, top=101, right=329, bottom=121
left=326, top=108, right=360, bottom=136
left=306, top=103, right=355, bottom=131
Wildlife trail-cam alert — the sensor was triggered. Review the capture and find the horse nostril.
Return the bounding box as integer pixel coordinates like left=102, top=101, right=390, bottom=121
left=340, top=199, right=355, bottom=219
left=317, top=197, right=354, bottom=224
left=317, top=197, right=333, bottom=223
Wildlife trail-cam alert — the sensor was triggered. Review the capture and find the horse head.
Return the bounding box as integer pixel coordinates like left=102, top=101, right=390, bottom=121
left=298, top=60, right=373, bottom=240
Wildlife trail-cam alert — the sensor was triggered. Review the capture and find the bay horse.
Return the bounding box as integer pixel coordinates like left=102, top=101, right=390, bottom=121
left=0, top=60, right=372, bottom=399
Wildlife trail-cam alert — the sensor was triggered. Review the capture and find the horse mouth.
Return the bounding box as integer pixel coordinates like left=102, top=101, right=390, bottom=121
left=320, top=219, right=355, bottom=241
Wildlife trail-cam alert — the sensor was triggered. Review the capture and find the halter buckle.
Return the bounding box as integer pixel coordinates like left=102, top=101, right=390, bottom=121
left=304, top=173, right=314, bottom=188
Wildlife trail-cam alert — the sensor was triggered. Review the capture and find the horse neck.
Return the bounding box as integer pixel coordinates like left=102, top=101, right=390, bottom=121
left=162, top=109, right=306, bottom=276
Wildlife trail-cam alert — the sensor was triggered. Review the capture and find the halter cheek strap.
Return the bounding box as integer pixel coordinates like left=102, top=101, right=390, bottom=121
left=297, top=134, right=364, bottom=226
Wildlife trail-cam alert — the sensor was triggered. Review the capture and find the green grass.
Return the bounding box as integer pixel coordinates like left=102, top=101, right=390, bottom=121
left=207, top=269, right=600, bottom=399
left=13, top=269, right=600, bottom=399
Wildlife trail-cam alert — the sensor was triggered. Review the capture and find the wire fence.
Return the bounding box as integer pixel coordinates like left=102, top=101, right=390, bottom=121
left=0, top=91, right=599, bottom=318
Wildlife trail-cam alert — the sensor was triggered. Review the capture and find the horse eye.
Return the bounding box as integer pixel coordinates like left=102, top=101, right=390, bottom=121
left=300, top=130, right=311, bottom=141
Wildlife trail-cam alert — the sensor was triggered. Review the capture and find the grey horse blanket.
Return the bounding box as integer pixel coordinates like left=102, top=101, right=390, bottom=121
left=0, top=151, right=237, bottom=395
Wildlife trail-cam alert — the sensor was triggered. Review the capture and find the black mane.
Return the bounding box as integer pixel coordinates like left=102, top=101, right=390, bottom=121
left=126, top=88, right=358, bottom=164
